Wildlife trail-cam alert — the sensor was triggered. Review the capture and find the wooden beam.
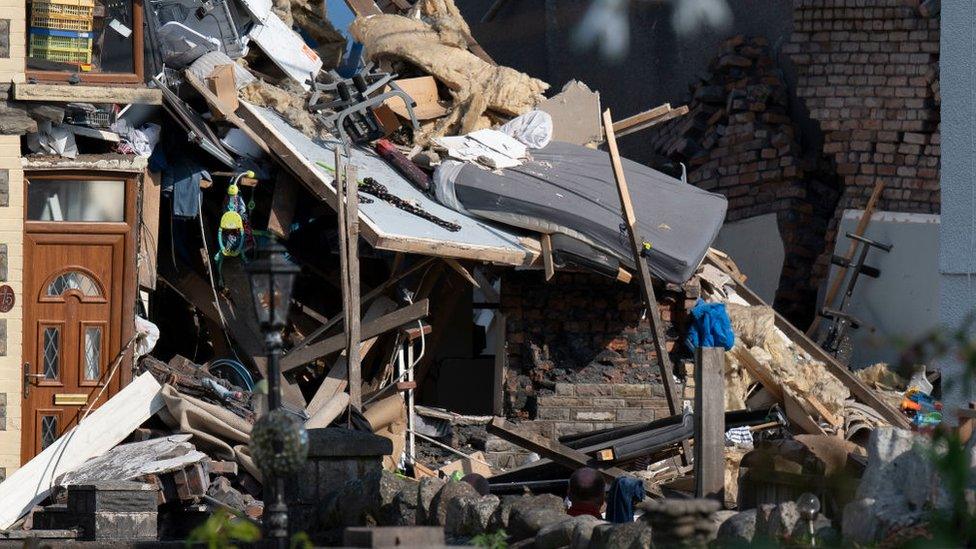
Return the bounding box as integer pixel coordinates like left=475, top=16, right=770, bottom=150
left=443, top=258, right=480, bottom=288
left=612, top=104, right=671, bottom=133
left=0, top=372, right=164, bottom=529
left=732, top=346, right=825, bottom=435
left=13, top=82, right=163, bottom=104
left=707, top=252, right=909, bottom=428
left=540, top=234, right=555, bottom=281
left=732, top=346, right=784, bottom=402
left=487, top=417, right=638, bottom=488
left=694, top=347, right=725, bottom=501
left=613, top=106, right=689, bottom=139
left=344, top=0, right=382, bottom=15
left=281, top=299, right=430, bottom=372
left=344, top=162, right=363, bottom=409
left=267, top=176, right=298, bottom=239
left=807, top=178, right=886, bottom=336
left=306, top=298, right=397, bottom=415
left=603, top=109, right=690, bottom=464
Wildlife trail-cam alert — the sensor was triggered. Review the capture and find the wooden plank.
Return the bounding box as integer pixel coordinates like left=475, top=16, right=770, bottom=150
left=694, top=347, right=725, bottom=501
left=185, top=71, right=270, bottom=155
left=807, top=177, right=885, bottom=337
left=345, top=163, right=363, bottom=409
left=281, top=299, right=430, bottom=372
left=603, top=109, right=690, bottom=464
left=344, top=0, right=382, bottom=15
left=443, top=258, right=480, bottom=288
left=614, top=106, right=690, bottom=139
left=807, top=178, right=886, bottom=336
left=306, top=298, right=397, bottom=415
left=138, top=170, right=161, bottom=290
left=540, top=233, right=555, bottom=281
left=782, top=389, right=827, bottom=436
left=0, top=372, right=164, bottom=529
left=13, top=83, right=163, bottom=104
left=612, top=104, right=671, bottom=133
left=487, top=418, right=637, bottom=487
left=267, top=176, right=297, bottom=239
left=732, top=346, right=825, bottom=435
left=732, top=346, right=784, bottom=402
left=805, top=395, right=843, bottom=427
left=472, top=267, right=500, bottom=303
left=482, top=0, right=512, bottom=22
left=706, top=252, right=909, bottom=428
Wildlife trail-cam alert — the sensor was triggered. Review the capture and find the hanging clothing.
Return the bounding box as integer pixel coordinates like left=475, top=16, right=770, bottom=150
left=685, top=298, right=735, bottom=351
left=605, top=476, right=645, bottom=523
left=152, top=145, right=211, bottom=219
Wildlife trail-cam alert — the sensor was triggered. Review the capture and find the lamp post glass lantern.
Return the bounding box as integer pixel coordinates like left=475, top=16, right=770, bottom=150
left=246, top=240, right=303, bottom=547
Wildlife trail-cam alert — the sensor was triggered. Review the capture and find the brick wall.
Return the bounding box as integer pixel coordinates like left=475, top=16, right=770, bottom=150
left=0, top=135, right=23, bottom=472
left=499, top=271, right=695, bottom=417
left=492, top=271, right=696, bottom=467
left=487, top=382, right=675, bottom=469
left=785, top=0, right=940, bottom=285
left=648, top=35, right=841, bottom=325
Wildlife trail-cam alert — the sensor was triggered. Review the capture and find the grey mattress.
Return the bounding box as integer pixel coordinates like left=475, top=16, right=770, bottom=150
left=444, top=141, right=728, bottom=283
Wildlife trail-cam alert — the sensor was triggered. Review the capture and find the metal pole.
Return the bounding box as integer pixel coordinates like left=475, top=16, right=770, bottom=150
left=406, top=339, right=416, bottom=465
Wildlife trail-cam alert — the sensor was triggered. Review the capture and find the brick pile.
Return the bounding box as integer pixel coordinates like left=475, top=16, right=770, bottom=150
left=785, top=0, right=941, bottom=284
left=648, top=35, right=840, bottom=325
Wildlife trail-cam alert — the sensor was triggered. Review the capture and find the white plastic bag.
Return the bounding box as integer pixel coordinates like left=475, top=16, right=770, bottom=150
left=499, top=110, right=553, bottom=149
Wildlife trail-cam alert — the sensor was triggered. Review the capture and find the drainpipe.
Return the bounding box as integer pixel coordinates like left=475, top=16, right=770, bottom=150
left=938, top=2, right=976, bottom=416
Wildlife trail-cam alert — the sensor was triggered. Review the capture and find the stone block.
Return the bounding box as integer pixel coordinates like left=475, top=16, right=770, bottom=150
left=575, top=384, right=613, bottom=396
left=574, top=410, right=615, bottom=421
left=613, top=385, right=653, bottom=398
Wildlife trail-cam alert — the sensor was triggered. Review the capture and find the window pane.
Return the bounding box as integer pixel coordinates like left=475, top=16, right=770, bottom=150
left=43, top=326, right=60, bottom=379
left=41, top=415, right=58, bottom=449
left=27, top=179, right=124, bottom=221
left=26, top=0, right=135, bottom=75
left=48, top=271, right=101, bottom=297
left=84, top=326, right=101, bottom=380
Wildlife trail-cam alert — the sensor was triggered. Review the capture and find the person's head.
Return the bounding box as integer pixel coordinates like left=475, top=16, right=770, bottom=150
left=568, top=467, right=606, bottom=506
left=461, top=473, right=490, bottom=496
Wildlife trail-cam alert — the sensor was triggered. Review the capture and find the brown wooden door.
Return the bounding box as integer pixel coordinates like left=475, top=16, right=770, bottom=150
left=21, top=232, right=125, bottom=461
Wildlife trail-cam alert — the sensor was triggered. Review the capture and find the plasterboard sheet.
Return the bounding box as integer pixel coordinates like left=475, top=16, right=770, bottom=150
left=246, top=103, right=537, bottom=265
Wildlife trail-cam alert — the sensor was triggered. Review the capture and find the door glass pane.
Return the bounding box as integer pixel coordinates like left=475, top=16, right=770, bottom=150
left=48, top=271, right=101, bottom=297
left=26, top=0, right=136, bottom=75
left=43, top=326, right=59, bottom=379
left=84, top=326, right=101, bottom=381
left=27, top=179, right=124, bottom=222
left=41, top=415, right=58, bottom=449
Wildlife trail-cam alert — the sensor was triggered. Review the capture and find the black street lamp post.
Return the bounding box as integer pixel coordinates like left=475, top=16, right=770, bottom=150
left=246, top=240, right=304, bottom=549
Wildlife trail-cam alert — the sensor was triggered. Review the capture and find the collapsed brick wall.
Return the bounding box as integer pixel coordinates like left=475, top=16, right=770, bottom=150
left=486, top=382, right=674, bottom=469
left=785, top=0, right=941, bottom=285
left=648, top=36, right=841, bottom=326
left=499, top=271, right=695, bottom=419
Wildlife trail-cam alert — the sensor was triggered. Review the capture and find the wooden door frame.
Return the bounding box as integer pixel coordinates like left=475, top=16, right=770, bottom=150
left=23, top=170, right=140, bottom=390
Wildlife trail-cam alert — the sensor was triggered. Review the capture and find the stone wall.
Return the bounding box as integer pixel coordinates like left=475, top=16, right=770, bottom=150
left=785, top=0, right=941, bottom=286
